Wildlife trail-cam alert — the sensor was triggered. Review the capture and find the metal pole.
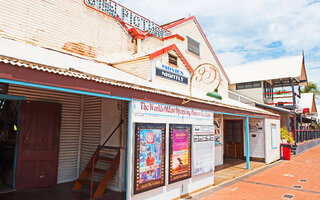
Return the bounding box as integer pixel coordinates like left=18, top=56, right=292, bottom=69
left=245, top=117, right=250, bottom=170
left=300, top=114, right=303, bottom=130
left=291, top=78, right=297, bottom=145
left=287, top=113, right=291, bottom=132
left=76, top=95, right=84, bottom=178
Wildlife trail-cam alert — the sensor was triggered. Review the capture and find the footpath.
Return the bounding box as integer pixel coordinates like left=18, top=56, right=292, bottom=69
left=190, top=145, right=320, bottom=200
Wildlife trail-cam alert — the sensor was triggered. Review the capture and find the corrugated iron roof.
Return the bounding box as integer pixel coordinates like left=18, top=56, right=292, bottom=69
left=0, top=38, right=277, bottom=116
left=226, top=55, right=305, bottom=84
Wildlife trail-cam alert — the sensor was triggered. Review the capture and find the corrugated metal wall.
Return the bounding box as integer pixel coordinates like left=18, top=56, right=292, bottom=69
left=80, top=96, right=124, bottom=191
left=8, top=84, right=126, bottom=190
left=8, top=84, right=82, bottom=183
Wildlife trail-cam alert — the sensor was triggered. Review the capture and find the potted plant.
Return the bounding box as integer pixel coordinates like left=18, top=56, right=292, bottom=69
left=280, top=127, right=294, bottom=144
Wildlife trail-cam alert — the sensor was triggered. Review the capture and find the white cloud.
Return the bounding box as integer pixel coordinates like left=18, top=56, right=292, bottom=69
left=116, top=0, right=320, bottom=83
left=216, top=52, right=246, bottom=68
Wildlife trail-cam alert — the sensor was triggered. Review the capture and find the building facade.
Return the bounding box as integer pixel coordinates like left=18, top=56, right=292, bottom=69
left=0, top=1, right=281, bottom=199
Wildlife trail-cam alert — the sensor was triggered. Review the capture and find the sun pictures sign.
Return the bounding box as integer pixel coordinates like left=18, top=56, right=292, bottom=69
left=84, top=0, right=171, bottom=39
left=134, top=123, right=166, bottom=194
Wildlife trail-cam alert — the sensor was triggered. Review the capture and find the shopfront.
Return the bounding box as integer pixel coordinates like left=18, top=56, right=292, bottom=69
left=128, top=100, right=215, bottom=200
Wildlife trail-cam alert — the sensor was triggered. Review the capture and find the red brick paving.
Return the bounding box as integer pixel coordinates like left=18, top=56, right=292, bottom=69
left=200, top=145, right=320, bottom=200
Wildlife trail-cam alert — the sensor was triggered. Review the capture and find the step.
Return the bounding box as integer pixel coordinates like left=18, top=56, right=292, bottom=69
left=98, top=145, right=122, bottom=150
left=97, top=156, right=114, bottom=162
left=87, top=167, right=108, bottom=174
left=78, top=178, right=99, bottom=187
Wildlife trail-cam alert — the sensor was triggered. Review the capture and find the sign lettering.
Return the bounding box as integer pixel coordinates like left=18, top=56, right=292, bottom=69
left=84, top=0, right=171, bottom=39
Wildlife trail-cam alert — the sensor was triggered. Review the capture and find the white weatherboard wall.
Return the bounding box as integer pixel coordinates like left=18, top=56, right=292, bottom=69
left=249, top=118, right=265, bottom=159
left=265, top=118, right=281, bottom=164
left=128, top=100, right=214, bottom=200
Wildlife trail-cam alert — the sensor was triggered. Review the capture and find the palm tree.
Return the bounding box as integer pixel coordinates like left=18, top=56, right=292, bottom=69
left=301, top=82, right=320, bottom=99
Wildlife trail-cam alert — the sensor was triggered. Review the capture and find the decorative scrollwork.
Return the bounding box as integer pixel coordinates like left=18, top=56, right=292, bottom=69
left=182, top=63, right=221, bottom=104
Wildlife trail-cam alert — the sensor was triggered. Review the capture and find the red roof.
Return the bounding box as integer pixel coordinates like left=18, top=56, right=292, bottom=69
left=163, top=16, right=230, bottom=83
left=149, top=44, right=193, bottom=73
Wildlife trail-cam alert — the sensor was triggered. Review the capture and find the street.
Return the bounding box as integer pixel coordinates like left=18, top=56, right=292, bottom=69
left=191, top=145, right=320, bottom=200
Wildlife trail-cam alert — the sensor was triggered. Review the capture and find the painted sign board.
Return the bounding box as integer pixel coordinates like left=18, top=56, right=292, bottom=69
left=84, top=0, right=171, bottom=39
left=192, top=125, right=215, bottom=176
left=155, top=68, right=188, bottom=85
left=132, top=100, right=213, bottom=121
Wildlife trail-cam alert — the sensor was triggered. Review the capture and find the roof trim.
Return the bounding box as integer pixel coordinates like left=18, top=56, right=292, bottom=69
left=162, top=34, right=185, bottom=41
left=163, top=16, right=230, bottom=83
left=255, top=102, right=290, bottom=113
left=149, top=44, right=194, bottom=73
left=300, top=52, right=308, bottom=86
left=0, top=60, right=279, bottom=118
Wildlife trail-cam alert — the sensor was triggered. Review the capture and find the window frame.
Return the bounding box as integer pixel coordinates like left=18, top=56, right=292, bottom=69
left=168, top=53, right=178, bottom=66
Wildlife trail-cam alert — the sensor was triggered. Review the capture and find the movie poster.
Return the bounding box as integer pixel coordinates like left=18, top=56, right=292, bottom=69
left=134, top=123, right=166, bottom=194
left=169, top=124, right=191, bottom=184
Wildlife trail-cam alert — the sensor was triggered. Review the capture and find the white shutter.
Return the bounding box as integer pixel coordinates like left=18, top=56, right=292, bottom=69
left=8, top=84, right=82, bottom=183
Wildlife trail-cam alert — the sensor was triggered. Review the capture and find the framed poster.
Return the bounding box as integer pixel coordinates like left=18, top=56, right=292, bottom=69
left=214, top=114, right=222, bottom=146
left=169, top=124, right=192, bottom=184
left=134, top=123, right=166, bottom=194
left=192, top=125, right=215, bottom=176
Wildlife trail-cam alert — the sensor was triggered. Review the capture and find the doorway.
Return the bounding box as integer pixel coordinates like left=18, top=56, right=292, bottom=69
left=224, top=120, right=243, bottom=159
left=0, top=99, right=19, bottom=193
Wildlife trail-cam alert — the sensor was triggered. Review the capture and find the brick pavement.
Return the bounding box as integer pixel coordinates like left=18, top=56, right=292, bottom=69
left=196, top=145, right=320, bottom=200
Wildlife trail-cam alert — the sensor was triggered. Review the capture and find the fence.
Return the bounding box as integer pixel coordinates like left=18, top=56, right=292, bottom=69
left=296, top=130, right=320, bottom=143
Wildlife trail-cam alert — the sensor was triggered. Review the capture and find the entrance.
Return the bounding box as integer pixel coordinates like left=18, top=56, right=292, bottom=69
left=0, top=99, right=61, bottom=193
left=15, top=101, right=61, bottom=189
left=0, top=99, right=19, bottom=193
left=224, top=120, right=243, bottom=159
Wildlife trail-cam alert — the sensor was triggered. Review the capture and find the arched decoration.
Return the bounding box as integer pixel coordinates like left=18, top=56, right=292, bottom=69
left=182, top=63, right=222, bottom=104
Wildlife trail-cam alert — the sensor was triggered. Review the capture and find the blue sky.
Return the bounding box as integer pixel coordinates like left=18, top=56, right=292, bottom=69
left=117, top=0, right=320, bottom=104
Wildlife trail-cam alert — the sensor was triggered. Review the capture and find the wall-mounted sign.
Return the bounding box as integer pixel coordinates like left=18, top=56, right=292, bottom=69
left=132, top=100, right=213, bottom=120
left=155, top=68, right=188, bottom=85
left=249, top=118, right=264, bottom=133
left=169, top=124, right=191, bottom=184
left=155, top=62, right=189, bottom=85
left=192, top=125, right=215, bottom=176
left=214, top=114, right=222, bottom=146
left=84, top=0, right=171, bottom=39
left=134, top=123, right=166, bottom=194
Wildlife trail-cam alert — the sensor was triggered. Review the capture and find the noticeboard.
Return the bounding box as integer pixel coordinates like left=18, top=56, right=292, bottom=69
left=192, top=125, right=215, bottom=176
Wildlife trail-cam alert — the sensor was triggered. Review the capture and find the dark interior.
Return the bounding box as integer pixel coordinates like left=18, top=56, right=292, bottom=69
left=0, top=99, right=19, bottom=193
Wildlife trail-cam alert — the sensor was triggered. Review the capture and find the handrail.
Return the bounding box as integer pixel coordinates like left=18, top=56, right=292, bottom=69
left=101, top=120, right=124, bottom=147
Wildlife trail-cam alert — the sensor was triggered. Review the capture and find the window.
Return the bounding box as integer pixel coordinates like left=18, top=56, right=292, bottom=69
left=168, top=54, right=178, bottom=66
left=187, top=36, right=200, bottom=56
left=236, top=81, right=261, bottom=90
left=271, top=124, right=277, bottom=149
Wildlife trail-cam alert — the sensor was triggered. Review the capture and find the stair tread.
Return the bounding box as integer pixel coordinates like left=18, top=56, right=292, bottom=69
left=87, top=167, right=108, bottom=174
left=78, top=178, right=100, bottom=187
left=97, top=156, right=114, bottom=162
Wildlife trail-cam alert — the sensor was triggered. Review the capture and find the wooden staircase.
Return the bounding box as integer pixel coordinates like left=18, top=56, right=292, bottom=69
left=72, top=120, right=124, bottom=199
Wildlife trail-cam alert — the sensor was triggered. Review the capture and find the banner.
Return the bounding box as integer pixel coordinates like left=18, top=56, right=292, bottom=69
left=169, top=124, right=191, bottom=184
left=134, top=123, right=166, bottom=194
left=192, top=125, right=215, bottom=176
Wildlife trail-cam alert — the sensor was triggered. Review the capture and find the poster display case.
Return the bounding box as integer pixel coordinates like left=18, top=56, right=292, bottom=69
left=134, top=123, right=166, bottom=194
left=169, top=124, right=192, bottom=184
